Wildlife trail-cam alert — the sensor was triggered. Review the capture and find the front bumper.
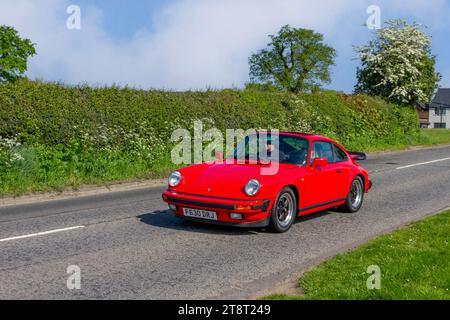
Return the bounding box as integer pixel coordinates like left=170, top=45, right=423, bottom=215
left=162, top=190, right=272, bottom=227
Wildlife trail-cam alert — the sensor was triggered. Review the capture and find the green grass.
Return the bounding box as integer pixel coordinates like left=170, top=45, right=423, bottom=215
left=359, top=129, right=450, bottom=153
left=0, top=146, right=175, bottom=196
left=0, top=146, right=174, bottom=196
left=417, top=129, right=450, bottom=146
left=264, top=210, right=450, bottom=300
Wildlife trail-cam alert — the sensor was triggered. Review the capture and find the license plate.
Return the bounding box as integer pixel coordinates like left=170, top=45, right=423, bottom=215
left=183, top=208, right=218, bottom=221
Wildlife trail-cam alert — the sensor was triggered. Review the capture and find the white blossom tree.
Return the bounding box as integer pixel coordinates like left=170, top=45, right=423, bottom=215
left=355, top=20, right=441, bottom=105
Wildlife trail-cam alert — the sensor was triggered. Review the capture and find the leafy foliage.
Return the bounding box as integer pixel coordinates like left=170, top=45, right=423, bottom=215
left=0, top=80, right=420, bottom=195
left=0, top=25, right=36, bottom=83
left=355, top=20, right=441, bottom=105
left=249, top=25, right=336, bottom=93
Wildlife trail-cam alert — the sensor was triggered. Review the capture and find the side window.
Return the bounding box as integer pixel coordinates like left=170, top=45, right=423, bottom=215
left=311, top=141, right=335, bottom=164
left=333, top=145, right=348, bottom=162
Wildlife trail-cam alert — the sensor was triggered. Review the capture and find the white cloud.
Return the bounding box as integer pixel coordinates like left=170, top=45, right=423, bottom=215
left=0, top=0, right=448, bottom=90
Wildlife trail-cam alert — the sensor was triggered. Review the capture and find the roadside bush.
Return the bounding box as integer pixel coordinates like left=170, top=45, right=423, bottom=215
left=0, top=79, right=419, bottom=195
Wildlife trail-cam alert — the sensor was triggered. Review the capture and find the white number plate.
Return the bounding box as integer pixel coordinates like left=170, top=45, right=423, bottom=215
left=183, top=208, right=218, bottom=221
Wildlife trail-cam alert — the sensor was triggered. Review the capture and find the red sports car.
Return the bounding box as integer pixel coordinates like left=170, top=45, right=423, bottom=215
left=162, top=132, right=372, bottom=233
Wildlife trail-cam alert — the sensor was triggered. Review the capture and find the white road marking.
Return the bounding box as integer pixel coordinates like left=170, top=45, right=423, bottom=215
left=0, top=226, right=85, bottom=243
left=396, top=157, right=450, bottom=170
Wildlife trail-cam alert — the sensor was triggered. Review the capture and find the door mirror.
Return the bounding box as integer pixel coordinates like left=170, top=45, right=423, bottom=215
left=312, top=158, right=328, bottom=168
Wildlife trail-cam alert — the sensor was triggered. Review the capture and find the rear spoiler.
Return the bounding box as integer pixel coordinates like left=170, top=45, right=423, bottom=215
left=348, top=151, right=367, bottom=161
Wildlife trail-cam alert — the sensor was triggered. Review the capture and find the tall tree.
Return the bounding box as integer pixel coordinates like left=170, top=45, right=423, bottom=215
left=0, top=25, right=36, bottom=83
left=355, top=20, right=441, bottom=105
left=249, top=25, right=336, bottom=93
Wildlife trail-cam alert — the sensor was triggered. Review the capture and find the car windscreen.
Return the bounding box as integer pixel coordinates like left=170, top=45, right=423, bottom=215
left=230, top=134, right=309, bottom=166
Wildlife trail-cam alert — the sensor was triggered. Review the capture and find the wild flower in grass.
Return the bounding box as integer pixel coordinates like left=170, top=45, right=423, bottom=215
left=71, top=123, right=166, bottom=164
left=10, top=153, right=25, bottom=162
left=0, top=136, right=21, bottom=149
left=294, top=119, right=313, bottom=133
left=0, top=136, right=25, bottom=168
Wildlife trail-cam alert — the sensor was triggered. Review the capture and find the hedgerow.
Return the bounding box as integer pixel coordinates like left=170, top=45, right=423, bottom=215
left=0, top=79, right=419, bottom=195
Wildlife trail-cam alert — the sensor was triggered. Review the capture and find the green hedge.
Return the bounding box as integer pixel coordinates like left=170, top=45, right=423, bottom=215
left=0, top=79, right=419, bottom=195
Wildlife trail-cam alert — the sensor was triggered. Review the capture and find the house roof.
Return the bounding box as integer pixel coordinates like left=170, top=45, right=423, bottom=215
left=431, top=88, right=450, bottom=108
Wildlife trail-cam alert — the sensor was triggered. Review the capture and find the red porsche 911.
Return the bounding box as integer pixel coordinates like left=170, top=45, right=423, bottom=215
left=162, top=132, right=372, bottom=233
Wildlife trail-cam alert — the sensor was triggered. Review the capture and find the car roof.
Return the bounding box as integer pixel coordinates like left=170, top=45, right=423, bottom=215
left=256, top=131, right=333, bottom=142
left=253, top=131, right=348, bottom=152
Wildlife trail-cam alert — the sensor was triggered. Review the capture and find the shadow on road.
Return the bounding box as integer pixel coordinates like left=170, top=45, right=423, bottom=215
left=137, top=210, right=260, bottom=235
left=137, top=208, right=338, bottom=235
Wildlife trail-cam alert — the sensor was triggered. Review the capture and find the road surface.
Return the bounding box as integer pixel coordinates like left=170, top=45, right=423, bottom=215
left=0, top=145, right=450, bottom=299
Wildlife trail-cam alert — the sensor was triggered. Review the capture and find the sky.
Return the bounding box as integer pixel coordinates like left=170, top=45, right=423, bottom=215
left=0, top=0, right=449, bottom=93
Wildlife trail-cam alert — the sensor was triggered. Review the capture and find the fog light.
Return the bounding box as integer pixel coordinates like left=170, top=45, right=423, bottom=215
left=230, top=213, right=243, bottom=220
left=169, top=204, right=177, bottom=211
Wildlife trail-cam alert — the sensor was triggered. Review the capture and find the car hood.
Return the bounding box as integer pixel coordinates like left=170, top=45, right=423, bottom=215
left=174, top=162, right=301, bottom=199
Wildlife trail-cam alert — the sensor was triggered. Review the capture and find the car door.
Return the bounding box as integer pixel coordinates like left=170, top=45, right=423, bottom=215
left=300, top=141, right=339, bottom=209
left=331, top=144, right=351, bottom=200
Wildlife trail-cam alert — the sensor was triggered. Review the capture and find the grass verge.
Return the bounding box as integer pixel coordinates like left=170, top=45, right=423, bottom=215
left=361, top=129, right=450, bottom=153
left=417, top=129, right=450, bottom=146
left=264, top=210, right=450, bottom=300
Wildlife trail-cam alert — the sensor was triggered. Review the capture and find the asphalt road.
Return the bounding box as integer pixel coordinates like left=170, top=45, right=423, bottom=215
left=1, top=145, right=450, bottom=299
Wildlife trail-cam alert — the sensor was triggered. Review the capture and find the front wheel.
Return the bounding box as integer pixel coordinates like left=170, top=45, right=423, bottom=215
left=268, top=187, right=297, bottom=233
left=342, top=176, right=364, bottom=213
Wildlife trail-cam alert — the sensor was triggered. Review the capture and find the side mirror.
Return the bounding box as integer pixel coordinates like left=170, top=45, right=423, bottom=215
left=312, top=158, right=328, bottom=168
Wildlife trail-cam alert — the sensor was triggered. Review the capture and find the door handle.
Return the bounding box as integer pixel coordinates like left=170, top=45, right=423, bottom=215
left=336, top=169, right=343, bottom=173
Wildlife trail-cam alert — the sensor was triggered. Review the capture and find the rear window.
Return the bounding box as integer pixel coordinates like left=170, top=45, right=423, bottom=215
left=333, top=145, right=348, bottom=162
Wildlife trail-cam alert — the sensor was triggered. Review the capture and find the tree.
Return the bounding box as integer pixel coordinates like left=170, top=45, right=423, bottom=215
left=249, top=25, right=336, bottom=94
left=0, top=25, right=36, bottom=83
left=355, top=20, right=441, bottom=105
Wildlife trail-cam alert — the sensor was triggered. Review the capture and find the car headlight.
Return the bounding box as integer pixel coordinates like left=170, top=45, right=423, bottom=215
left=245, top=179, right=260, bottom=197
left=168, top=171, right=182, bottom=187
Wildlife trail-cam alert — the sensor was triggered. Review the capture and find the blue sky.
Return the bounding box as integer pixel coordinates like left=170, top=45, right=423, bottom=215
left=1, top=0, right=449, bottom=92
left=75, top=0, right=173, bottom=40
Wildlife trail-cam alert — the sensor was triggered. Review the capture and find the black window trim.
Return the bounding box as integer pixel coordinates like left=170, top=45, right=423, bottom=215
left=434, top=122, right=446, bottom=129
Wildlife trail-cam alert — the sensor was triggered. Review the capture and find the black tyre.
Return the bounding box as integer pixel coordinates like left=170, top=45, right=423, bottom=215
left=268, top=187, right=297, bottom=233
left=342, top=176, right=364, bottom=213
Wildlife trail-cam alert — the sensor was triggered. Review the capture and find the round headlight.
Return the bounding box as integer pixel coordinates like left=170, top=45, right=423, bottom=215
left=245, top=179, right=260, bottom=197
left=168, top=171, right=182, bottom=187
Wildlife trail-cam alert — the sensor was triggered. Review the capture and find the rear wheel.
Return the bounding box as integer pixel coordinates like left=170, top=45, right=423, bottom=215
left=342, top=176, right=364, bottom=213
left=268, top=187, right=297, bottom=233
